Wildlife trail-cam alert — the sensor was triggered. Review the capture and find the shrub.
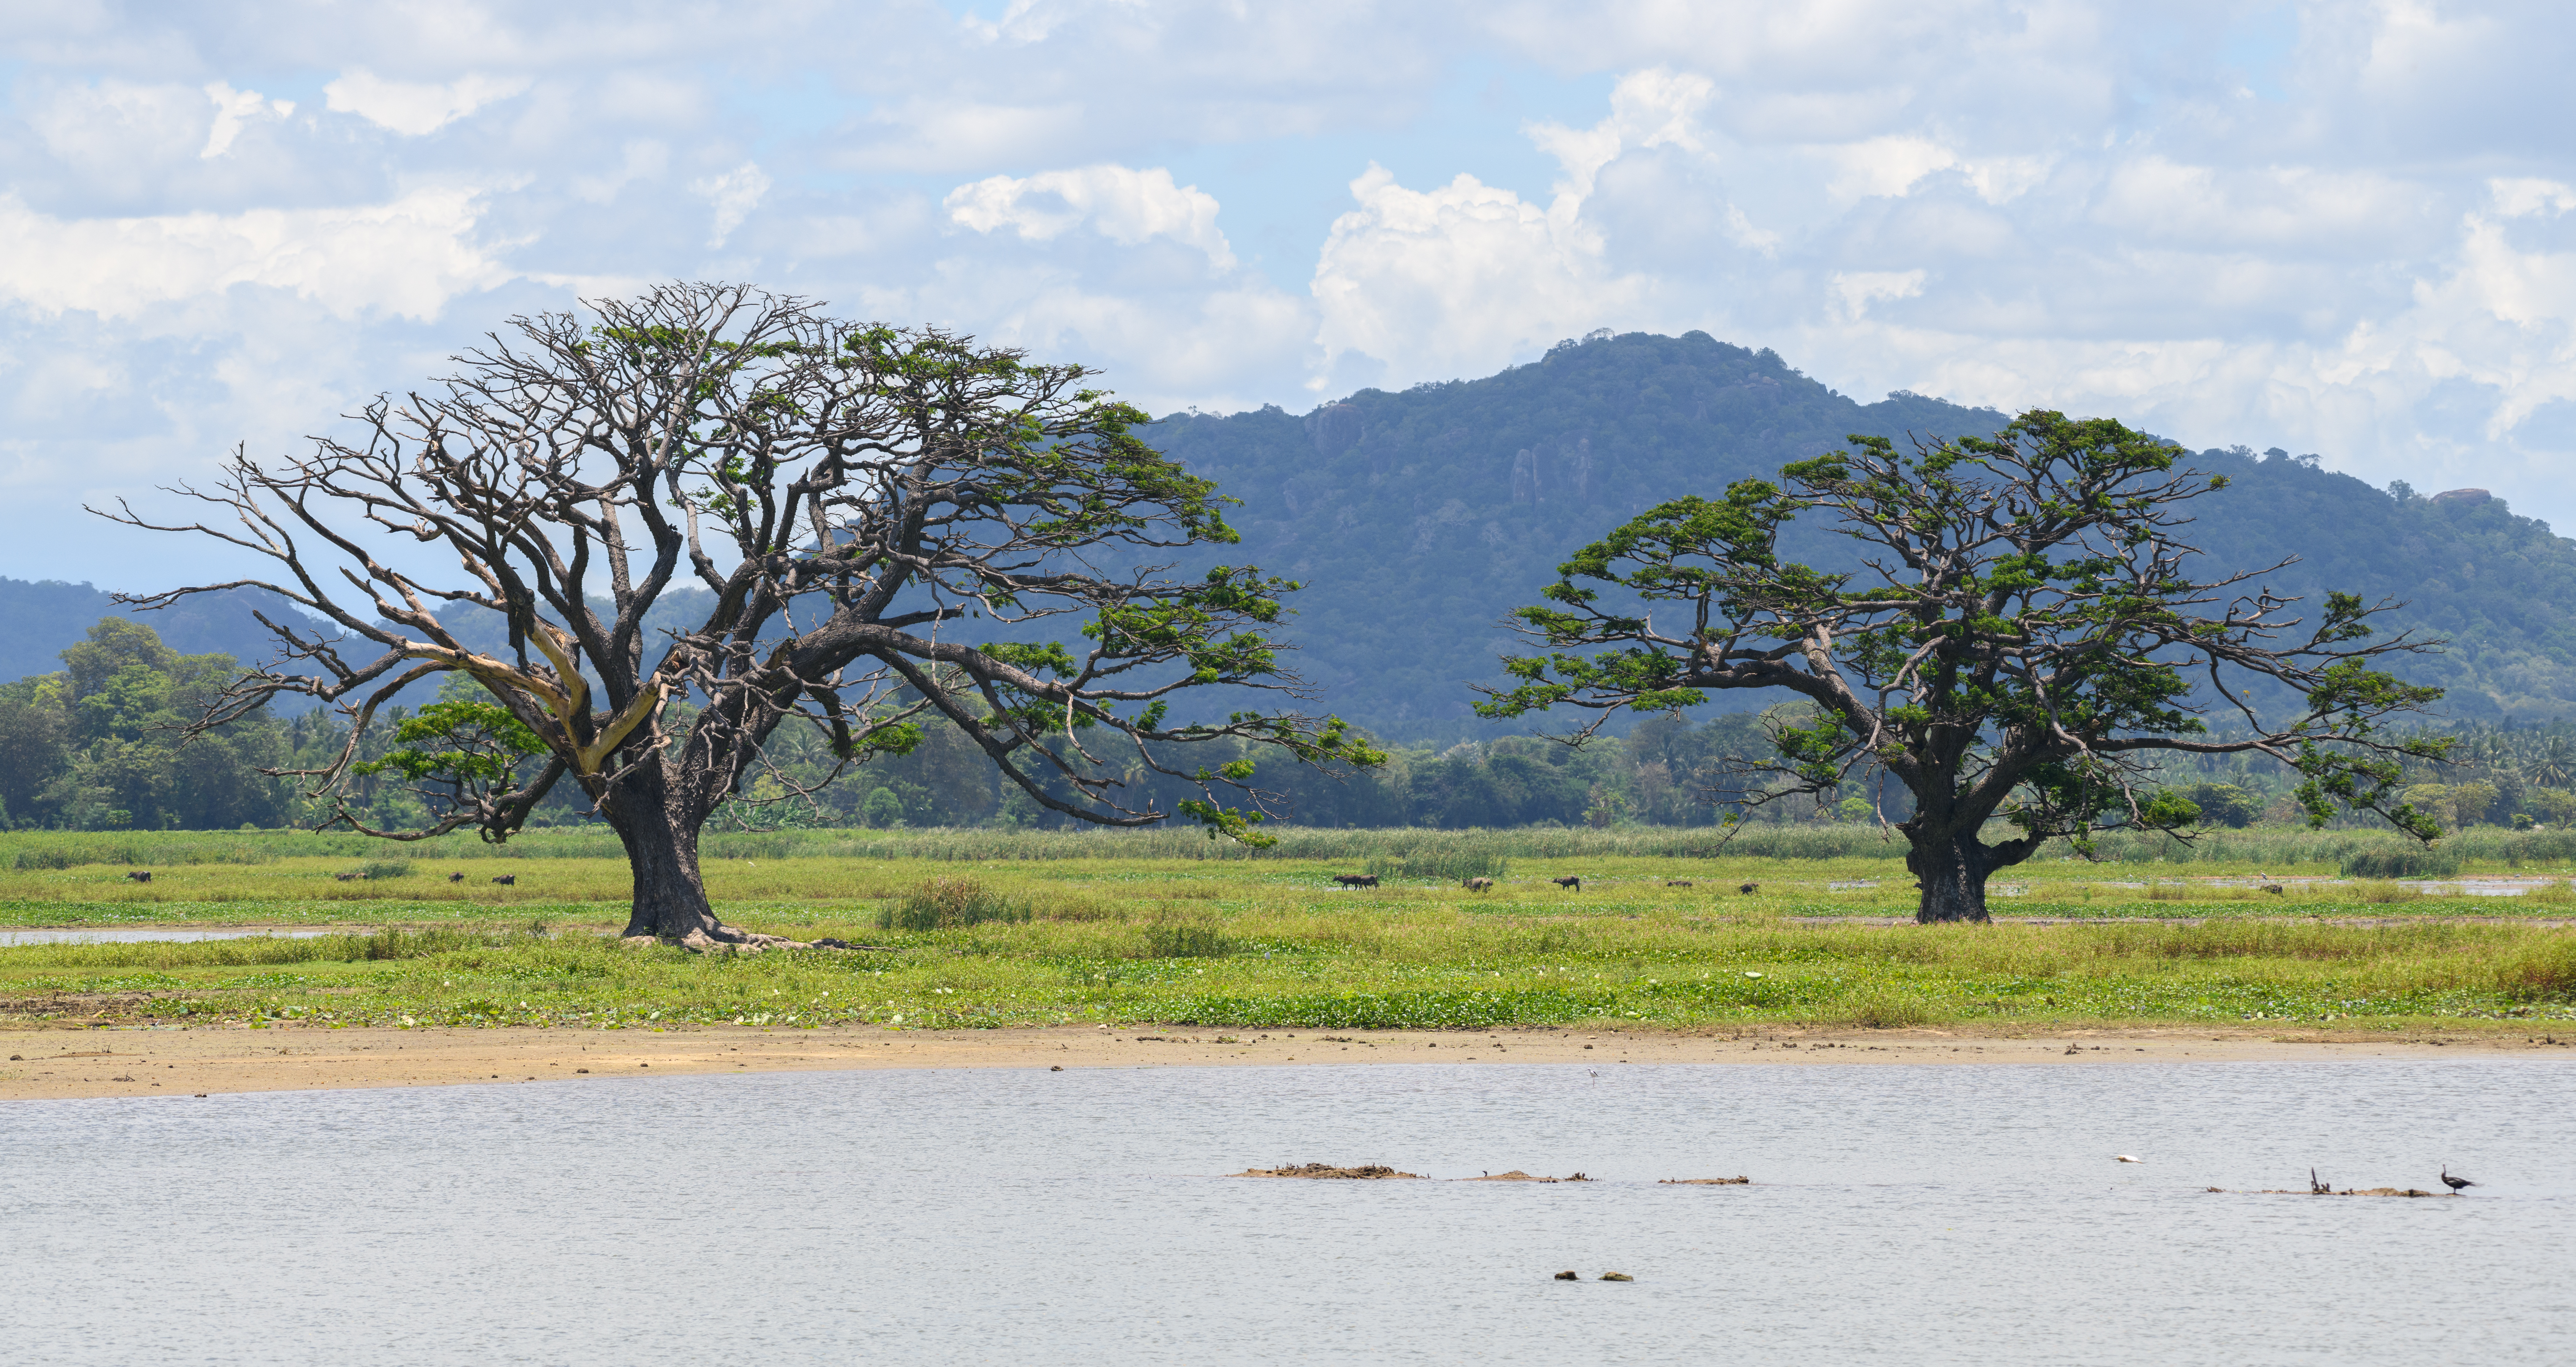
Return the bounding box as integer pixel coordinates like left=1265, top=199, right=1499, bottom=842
left=1138, top=908, right=1230, bottom=958
left=358, top=859, right=415, bottom=880
left=1363, top=845, right=1509, bottom=882
left=1835, top=984, right=1937, bottom=1028
left=2341, top=847, right=2460, bottom=879
left=877, top=877, right=1028, bottom=932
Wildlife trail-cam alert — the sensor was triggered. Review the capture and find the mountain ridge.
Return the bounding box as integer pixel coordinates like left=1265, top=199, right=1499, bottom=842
left=5, top=330, right=2570, bottom=742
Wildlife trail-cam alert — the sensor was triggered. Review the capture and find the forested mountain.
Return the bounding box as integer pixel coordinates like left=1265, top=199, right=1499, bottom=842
left=0, top=579, right=319, bottom=684
left=5, top=329, right=2572, bottom=781
left=1149, top=330, right=2576, bottom=740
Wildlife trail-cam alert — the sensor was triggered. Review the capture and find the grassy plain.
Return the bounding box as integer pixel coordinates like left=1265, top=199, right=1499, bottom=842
left=2, top=846, right=2572, bottom=1036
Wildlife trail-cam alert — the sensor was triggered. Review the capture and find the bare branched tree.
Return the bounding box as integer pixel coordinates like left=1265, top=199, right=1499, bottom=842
left=1478, top=411, right=2449, bottom=923
left=100, top=283, right=1376, bottom=945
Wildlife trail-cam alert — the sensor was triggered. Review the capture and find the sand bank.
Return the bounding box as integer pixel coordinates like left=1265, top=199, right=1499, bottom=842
left=3, top=1023, right=2568, bottom=1101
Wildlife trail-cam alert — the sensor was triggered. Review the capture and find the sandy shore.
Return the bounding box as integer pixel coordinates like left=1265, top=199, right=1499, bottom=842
left=2, top=1023, right=2568, bottom=1100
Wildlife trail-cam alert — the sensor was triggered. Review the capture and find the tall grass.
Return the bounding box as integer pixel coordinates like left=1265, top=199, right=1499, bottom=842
left=0, top=923, right=517, bottom=969
left=876, top=878, right=1029, bottom=932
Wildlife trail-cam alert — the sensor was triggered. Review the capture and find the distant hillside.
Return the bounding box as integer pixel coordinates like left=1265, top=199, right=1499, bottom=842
left=1148, top=331, right=2576, bottom=740
left=10, top=330, right=2572, bottom=743
left=0, top=579, right=327, bottom=686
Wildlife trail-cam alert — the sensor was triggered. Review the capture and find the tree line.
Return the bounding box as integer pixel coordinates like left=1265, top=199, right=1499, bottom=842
left=14, top=615, right=2561, bottom=841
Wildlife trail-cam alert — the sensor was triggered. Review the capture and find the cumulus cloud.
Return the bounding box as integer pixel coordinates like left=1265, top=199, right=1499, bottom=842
left=7, top=0, right=2576, bottom=586
left=0, top=187, right=512, bottom=320
left=322, top=69, right=531, bottom=136
left=200, top=83, right=293, bottom=159
left=690, top=162, right=772, bottom=249
left=945, top=164, right=1234, bottom=267
left=1310, top=164, right=1648, bottom=389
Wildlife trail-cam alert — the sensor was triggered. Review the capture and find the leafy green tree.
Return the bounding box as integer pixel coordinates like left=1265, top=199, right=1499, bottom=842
left=2177, top=782, right=2262, bottom=829
left=1480, top=411, right=2450, bottom=922
left=110, top=283, right=1376, bottom=944
left=860, top=786, right=904, bottom=828
left=0, top=619, right=287, bottom=830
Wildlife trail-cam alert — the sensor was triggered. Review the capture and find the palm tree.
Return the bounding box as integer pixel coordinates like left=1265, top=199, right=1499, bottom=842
left=2525, top=736, right=2576, bottom=790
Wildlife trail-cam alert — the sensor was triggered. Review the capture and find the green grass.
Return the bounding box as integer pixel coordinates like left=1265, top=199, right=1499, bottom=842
left=1, top=861, right=2571, bottom=1033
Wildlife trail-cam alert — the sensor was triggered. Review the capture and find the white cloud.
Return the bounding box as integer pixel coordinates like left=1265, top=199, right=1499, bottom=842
left=323, top=69, right=531, bottom=136
left=30, top=81, right=208, bottom=171
left=10, top=0, right=2576, bottom=582
left=200, top=83, right=293, bottom=159
left=690, top=162, right=772, bottom=249
left=1527, top=67, right=1717, bottom=199
left=2492, top=177, right=2576, bottom=219
left=1831, top=269, right=1927, bottom=322
left=1310, top=163, right=1645, bottom=389
left=945, top=164, right=1235, bottom=268
left=1816, top=136, right=1960, bottom=202
left=0, top=188, right=511, bottom=320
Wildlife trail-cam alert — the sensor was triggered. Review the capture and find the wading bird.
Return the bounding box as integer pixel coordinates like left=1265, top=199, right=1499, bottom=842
left=2442, top=1167, right=2477, bottom=1193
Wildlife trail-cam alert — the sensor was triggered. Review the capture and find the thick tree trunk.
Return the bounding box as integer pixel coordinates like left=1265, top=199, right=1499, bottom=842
left=602, top=765, right=809, bottom=950
left=602, top=762, right=794, bottom=947
left=614, top=803, right=727, bottom=941
left=1905, top=826, right=1998, bottom=924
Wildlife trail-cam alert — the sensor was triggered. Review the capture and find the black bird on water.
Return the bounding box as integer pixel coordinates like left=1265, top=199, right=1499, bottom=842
left=2441, top=1167, right=2477, bottom=1194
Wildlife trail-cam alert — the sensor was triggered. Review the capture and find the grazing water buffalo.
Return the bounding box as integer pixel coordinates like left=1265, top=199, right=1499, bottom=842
left=1738, top=882, right=1759, bottom=894
left=1333, top=874, right=1379, bottom=888
left=1463, top=877, right=1494, bottom=892
left=1552, top=876, right=1581, bottom=891
left=448, top=872, right=465, bottom=883
left=492, top=874, right=517, bottom=886
left=1665, top=879, right=1693, bottom=888
left=124, top=870, right=151, bottom=883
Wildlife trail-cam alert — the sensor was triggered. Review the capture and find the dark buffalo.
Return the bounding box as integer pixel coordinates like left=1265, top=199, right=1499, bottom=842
left=1552, top=876, right=1581, bottom=891
left=1333, top=874, right=1380, bottom=888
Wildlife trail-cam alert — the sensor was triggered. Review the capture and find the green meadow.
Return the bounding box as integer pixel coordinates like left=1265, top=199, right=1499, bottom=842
left=1, top=827, right=2572, bottom=1035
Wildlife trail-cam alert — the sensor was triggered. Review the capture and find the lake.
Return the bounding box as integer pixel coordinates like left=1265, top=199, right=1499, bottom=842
left=2, top=1058, right=2567, bottom=1364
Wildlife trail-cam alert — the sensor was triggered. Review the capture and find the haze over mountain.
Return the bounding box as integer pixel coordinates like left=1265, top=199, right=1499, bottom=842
left=6, top=329, right=2572, bottom=744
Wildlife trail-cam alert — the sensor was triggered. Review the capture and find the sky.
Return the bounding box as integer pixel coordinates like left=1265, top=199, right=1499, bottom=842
left=5, top=0, right=2576, bottom=587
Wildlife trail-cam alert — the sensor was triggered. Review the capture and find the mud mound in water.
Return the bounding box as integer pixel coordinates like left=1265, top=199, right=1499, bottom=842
left=1234, top=1163, right=1423, bottom=1179
left=1658, top=1176, right=1752, bottom=1185
left=1468, top=1170, right=1592, bottom=1182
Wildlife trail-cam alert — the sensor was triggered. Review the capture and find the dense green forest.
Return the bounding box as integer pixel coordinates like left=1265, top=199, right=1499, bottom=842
left=6, top=617, right=2572, bottom=837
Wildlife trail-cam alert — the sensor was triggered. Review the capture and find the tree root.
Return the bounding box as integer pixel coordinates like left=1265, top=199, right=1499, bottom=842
left=617, top=927, right=894, bottom=953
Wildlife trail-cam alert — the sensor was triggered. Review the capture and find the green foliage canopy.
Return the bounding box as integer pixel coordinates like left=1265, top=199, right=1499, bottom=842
left=1480, top=410, right=2452, bottom=920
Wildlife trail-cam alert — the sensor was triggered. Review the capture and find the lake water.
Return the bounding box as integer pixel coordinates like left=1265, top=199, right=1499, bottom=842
left=0, top=928, right=339, bottom=945
left=2, top=1059, right=2568, bottom=1364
